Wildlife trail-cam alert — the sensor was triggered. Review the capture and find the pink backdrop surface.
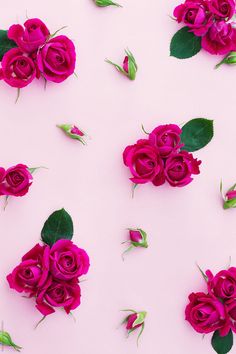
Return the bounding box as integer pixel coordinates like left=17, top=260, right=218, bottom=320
left=0, top=0, right=236, bottom=353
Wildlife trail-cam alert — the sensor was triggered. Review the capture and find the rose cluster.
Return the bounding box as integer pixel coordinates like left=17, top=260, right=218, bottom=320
left=0, top=18, right=76, bottom=89
left=7, top=239, right=90, bottom=316
left=174, top=0, right=236, bottom=55
left=186, top=267, right=236, bottom=338
left=0, top=164, right=33, bottom=197
left=123, top=124, right=201, bottom=188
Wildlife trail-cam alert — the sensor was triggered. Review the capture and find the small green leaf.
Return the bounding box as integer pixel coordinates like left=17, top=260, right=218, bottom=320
left=211, top=330, right=233, bottom=354
left=170, top=27, right=202, bottom=59
left=0, top=30, right=17, bottom=61
left=180, top=118, right=214, bottom=152
left=41, top=208, right=74, bottom=246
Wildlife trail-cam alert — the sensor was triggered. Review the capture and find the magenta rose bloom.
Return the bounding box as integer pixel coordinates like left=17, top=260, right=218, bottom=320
left=185, top=292, right=230, bottom=336
left=202, top=21, right=236, bottom=55
left=165, top=151, right=201, bottom=187
left=123, top=139, right=165, bottom=186
left=226, top=300, right=236, bottom=332
left=49, top=239, right=90, bottom=280
left=0, top=164, right=33, bottom=197
left=206, top=268, right=236, bottom=301
left=173, top=0, right=213, bottom=36
left=8, top=19, right=50, bottom=53
left=7, top=244, right=50, bottom=296
left=0, top=48, right=36, bottom=88
left=36, top=277, right=81, bottom=316
left=208, top=0, right=235, bottom=20
left=149, top=124, right=182, bottom=158
left=37, top=35, right=76, bottom=83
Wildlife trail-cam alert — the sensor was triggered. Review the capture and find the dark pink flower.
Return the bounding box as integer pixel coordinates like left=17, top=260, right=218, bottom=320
left=226, top=300, right=236, bottom=332
left=36, top=277, right=81, bottom=316
left=71, top=126, right=84, bottom=136
left=0, top=48, right=36, bottom=88
left=7, top=244, right=50, bottom=296
left=202, top=21, right=236, bottom=55
left=0, top=164, right=33, bottom=197
left=123, top=139, right=165, bottom=186
left=8, top=18, right=50, bottom=53
left=49, top=239, right=90, bottom=281
left=126, top=313, right=142, bottom=330
left=149, top=124, right=182, bottom=158
left=185, top=292, right=230, bottom=336
left=208, top=0, right=235, bottom=20
left=37, top=35, right=76, bottom=83
left=206, top=268, right=236, bottom=301
left=165, top=151, right=201, bottom=187
left=173, top=0, right=213, bottom=36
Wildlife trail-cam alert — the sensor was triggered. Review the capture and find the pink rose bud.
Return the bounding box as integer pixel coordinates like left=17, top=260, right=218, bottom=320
left=57, top=124, right=87, bottom=144
left=122, top=228, right=148, bottom=259
left=106, top=49, right=137, bottom=80
left=0, top=331, right=22, bottom=351
left=222, top=182, right=236, bottom=209
left=122, top=310, right=147, bottom=344
left=95, top=0, right=122, bottom=7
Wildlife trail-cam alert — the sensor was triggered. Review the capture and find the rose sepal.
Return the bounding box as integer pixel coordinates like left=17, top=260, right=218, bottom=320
left=127, top=228, right=148, bottom=248
left=95, top=0, right=122, bottom=7
left=0, top=331, right=22, bottom=352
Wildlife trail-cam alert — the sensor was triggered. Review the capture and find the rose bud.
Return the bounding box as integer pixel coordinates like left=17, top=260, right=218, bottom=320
left=95, top=0, right=122, bottom=7
left=0, top=331, right=22, bottom=352
left=122, top=310, right=147, bottom=344
left=106, top=49, right=137, bottom=80
left=216, top=51, right=236, bottom=69
left=222, top=182, right=236, bottom=209
left=57, top=124, right=87, bottom=144
left=122, top=228, right=148, bottom=258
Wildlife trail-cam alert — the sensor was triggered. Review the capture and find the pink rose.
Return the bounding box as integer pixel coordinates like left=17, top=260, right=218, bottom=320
left=0, top=164, right=33, bottom=197
left=185, top=292, right=230, bottom=336
left=209, top=0, right=235, bottom=20
left=8, top=18, right=50, bottom=53
left=36, top=277, right=81, bottom=316
left=7, top=244, right=50, bottom=296
left=173, top=0, right=213, bottom=36
left=226, top=300, right=236, bottom=332
left=49, top=239, right=90, bottom=281
left=165, top=151, right=201, bottom=187
left=202, top=21, right=236, bottom=55
left=206, top=268, right=236, bottom=301
left=149, top=124, right=182, bottom=158
left=123, top=139, right=165, bottom=186
left=0, top=48, right=36, bottom=88
left=37, top=35, right=76, bottom=83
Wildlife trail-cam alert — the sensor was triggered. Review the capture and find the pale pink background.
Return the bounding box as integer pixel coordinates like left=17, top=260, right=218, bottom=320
left=0, top=0, right=236, bottom=353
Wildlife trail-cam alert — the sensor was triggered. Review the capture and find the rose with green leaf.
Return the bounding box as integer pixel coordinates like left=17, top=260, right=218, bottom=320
left=7, top=208, right=90, bottom=323
left=123, top=118, right=213, bottom=192
left=122, top=309, right=147, bottom=345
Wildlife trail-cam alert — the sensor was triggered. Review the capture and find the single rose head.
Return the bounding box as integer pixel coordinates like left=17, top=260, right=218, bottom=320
left=95, top=0, right=122, bottom=6
left=149, top=124, right=182, bottom=158
left=49, top=239, right=90, bottom=281
left=0, top=331, right=22, bottom=352
left=57, top=124, right=87, bottom=144
left=129, top=228, right=148, bottom=248
left=122, top=310, right=147, bottom=344
left=202, top=21, right=236, bottom=55
left=106, top=49, right=137, bottom=80
left=165, top=151, right=201, bottom=187
left=36, top=276, right=81, bottom=316
left=0, top=48, right=36, bottom=88
left=123, top=139, right=165, bottom=186
left=8, top=18, right=50, bottom=53
left=206, top=268, right=236, bottom=301
left=185, top=292, right=230, bottom=336
left=37, top=35, right=76, bottom=83
left=226, top=299, right=236, bottom=332
left=222, top=183, right=236, bottom=209
left=173, top=0, right=213, bottom=36
left=208, top=0, right=235, bottom=20
left=7, top=243, right=50, bottom=296
left=0, top=164, right=33, bottom=197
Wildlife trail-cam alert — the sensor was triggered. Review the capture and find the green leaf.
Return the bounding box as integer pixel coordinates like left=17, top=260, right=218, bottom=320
left=41, top=208, right=74, bottom=246
left=211, top=330, right=233, bottom=354
left=0, top=30, right=17, bottom=61
left=170, top=27, right=202, bottom=59
left=180, top=118, right=214, bottom=152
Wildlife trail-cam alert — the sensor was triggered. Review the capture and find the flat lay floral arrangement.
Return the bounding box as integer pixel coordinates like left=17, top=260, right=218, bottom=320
left=170, top=0, right=236, bottom=67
